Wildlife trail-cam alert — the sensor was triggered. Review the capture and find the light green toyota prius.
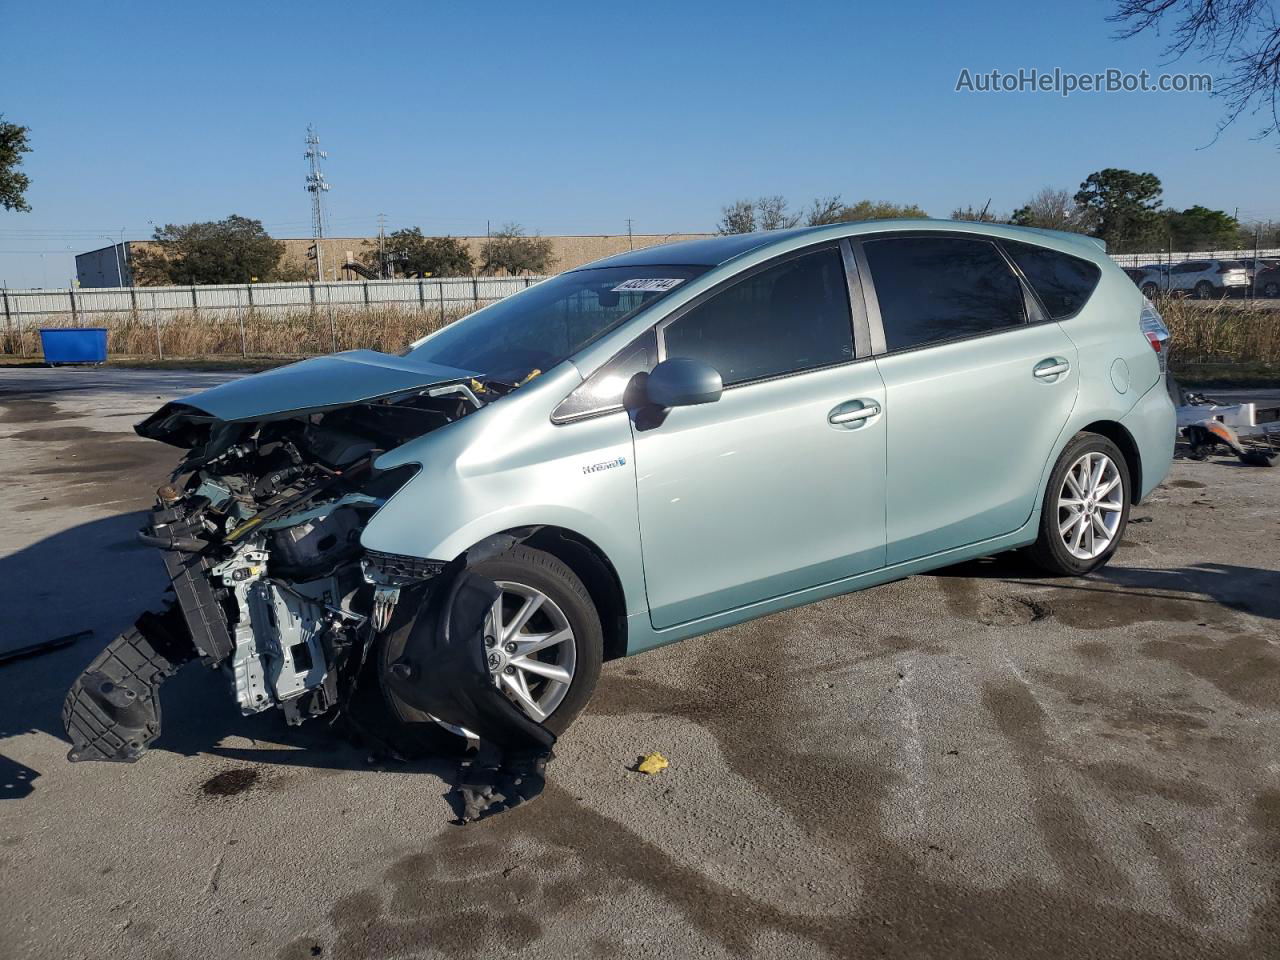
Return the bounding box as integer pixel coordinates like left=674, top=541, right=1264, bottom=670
left=64, top=220, right=1174, bottom=762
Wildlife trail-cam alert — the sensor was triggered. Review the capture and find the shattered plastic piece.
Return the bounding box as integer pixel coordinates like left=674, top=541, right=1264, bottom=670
left=636, top=752, right=669, bottom=775
left=62, top=606, right=197, bottom=763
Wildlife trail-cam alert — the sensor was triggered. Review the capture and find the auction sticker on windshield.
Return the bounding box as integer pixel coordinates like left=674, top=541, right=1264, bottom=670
left=612, top=278, right=685, bottom=293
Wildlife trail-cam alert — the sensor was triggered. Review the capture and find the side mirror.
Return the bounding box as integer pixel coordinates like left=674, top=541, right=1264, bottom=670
left=645, top=357, right=723, bottom=408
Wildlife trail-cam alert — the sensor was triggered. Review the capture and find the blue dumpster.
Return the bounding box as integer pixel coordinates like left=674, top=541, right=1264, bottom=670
left=39, top=328, right=109, bottom=365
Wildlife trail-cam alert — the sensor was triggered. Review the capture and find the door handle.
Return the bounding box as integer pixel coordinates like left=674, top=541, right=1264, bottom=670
left=828, top=400, right=881, bottom=426
left=1033, top=358, right=1070, bottom=380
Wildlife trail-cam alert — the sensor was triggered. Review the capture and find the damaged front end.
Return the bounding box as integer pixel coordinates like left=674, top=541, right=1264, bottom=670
left=62, top=357, right=546, bottom=790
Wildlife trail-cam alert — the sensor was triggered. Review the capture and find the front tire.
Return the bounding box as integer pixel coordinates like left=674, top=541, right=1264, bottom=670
left=1194, top=280, right=1215, bottom=300
left=372, top=545, right=602, bottom=745
left=1026, top=433, right=1131, bottom=576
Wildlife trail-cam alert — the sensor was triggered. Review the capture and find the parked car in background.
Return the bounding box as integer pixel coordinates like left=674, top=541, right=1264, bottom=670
left=63, top=221, right=1175, bottom=760
left=1124, top=264, right=1167, bottom=299
left=1255, top=263, right=1280, bottom=298
left=1164, top=259, right=1250, bottom=298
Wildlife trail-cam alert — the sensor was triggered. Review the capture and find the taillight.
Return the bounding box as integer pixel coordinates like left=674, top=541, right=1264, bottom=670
left=1140, top=298, right=1170, bottom=374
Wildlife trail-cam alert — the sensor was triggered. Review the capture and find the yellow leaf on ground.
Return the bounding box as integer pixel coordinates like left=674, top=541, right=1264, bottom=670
left=636, top=752, right=669, bottom=775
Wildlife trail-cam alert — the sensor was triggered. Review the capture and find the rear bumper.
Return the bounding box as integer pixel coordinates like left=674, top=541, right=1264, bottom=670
left=1121, top=377, right=1176, bottom=501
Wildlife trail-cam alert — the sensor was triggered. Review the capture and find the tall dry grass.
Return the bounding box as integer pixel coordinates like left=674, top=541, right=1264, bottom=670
left=3, top=303, right=488, bottom=360
left=6, top=295, right=1279, bottom=370
left=1155, top=297, right=1280, bottom=366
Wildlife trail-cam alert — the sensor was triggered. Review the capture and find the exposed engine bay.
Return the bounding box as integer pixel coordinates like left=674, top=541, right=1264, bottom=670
left=62, top=373, right=554, bottom=821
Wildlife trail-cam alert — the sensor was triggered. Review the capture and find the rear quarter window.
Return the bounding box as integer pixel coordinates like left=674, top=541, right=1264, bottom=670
left=1000, top=239, right=1101, bottom=320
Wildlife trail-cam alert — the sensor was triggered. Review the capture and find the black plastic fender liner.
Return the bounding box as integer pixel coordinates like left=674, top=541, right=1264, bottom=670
left=62, top=605, right=198, bottom=763
left=383, top=571, right=555, bottom=755
left=382, top=569, right=556, bottom=821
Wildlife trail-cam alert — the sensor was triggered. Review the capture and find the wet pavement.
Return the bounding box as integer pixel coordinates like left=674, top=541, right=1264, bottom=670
left=0, top=367, right=1277, bottom=960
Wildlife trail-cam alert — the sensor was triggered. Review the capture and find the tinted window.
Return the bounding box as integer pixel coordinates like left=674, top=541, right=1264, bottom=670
left=863, top=237, right=1026, bottom=351
left=662, top=248, right=853, bottom=386
left=552, top=329, right=657, bottom=422
left=1172, top=261, right=1206, bottom=273
left=1002, top=239, right=1101, bottom=319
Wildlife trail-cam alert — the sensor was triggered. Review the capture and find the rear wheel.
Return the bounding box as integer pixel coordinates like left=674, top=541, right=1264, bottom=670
left=1194, top=280, right=1215, bottom=300
left=1026, top=433, right=1131, bottom=576
left=1263, top=280, right=1280, bottom=298
left=1141, top=282, right=1159, bottom=299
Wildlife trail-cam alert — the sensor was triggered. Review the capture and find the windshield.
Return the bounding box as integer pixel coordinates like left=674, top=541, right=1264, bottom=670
left=405, top=265, right=706, bottom=383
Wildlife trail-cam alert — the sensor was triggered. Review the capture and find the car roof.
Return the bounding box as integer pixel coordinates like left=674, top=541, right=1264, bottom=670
left=578, top=219, right=1108, bottom=271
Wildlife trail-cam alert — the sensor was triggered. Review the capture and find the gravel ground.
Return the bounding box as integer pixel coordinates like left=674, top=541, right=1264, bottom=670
left=0, top=367, right=1277, bottom=960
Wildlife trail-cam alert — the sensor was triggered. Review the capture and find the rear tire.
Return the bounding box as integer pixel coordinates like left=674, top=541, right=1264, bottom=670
left=1026, top=433, right=1131, bottom=577
left=1194, top=280, right=1215, bottom=300
left=1141, top=282, right=1159, bottom=299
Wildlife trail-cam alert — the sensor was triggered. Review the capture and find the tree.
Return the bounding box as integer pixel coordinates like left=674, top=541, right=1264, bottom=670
left=1110, top=1, right=1280, bottom=141
left=0, top=116, right=32, bottom=212
left=716, top=199, right=757, bottom=234
left=716, top=196, right=800, bottom=233
left=951, top=203, right=1004, bottom=223
left=805, top=196, right=848, bottom=225
left=833, top=200, right=929, bottom=221
left=1009, top=187, right=1090, bottom=232
left=1073, top=169, right=1164, bottom=252
left=130, top=215, right=288, bottom=285
left=373, top=228, right=474, bottom=277
left=480, top=223, right=555, bottom=275
left=1164, top=205, right=1241, bottom=250
left=756, top=195, right=800, bottom=230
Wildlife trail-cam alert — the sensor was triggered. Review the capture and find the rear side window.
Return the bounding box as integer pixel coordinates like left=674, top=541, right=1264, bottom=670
left=862, top=237, right=1026, bottom=352
left=661, top=247, right=853, bottom=386
left=1001, top=240, right=1101, bottom=319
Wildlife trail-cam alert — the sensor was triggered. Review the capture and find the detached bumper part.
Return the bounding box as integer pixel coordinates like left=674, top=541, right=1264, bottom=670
left=383, top=570, right=557, bottom=822
left=63, top=607, right=197, bottom=763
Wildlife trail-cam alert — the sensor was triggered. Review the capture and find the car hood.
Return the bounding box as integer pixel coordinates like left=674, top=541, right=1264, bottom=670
left=137, top=350, right=479, bottom=440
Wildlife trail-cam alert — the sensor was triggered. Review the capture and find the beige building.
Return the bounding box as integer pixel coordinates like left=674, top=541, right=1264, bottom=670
left=288, top=233, right=713, bottom=281
left=76, top=233, right=713, bottom=287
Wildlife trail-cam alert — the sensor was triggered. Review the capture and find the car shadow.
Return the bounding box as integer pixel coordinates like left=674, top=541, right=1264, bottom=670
left=935, top=551, right=1280, bottom=621
left=0, top=511, right=458, bottom=795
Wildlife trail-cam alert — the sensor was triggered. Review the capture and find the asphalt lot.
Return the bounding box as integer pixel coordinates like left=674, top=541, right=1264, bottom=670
left=1, top=367, right=1277, bottom=960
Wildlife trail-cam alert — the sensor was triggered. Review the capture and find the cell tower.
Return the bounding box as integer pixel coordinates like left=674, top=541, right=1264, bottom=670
left=304, top=124, right=330, bottom=281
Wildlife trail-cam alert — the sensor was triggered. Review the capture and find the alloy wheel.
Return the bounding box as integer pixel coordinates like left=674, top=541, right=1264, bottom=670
left=1057, top=451, right=1124, bottom=560
left=483, top=580, right=577, bottom=722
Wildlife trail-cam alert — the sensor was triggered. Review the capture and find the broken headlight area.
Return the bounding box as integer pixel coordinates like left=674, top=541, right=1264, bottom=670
left=64, top=384, right=556, bottom=821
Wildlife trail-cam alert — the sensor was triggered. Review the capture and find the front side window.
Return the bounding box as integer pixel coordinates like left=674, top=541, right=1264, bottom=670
left=1001, top=239, right=1100, bottom=319
left=863, top=236, right=1026, bottom=352
left=405, top=265, right=705, bottom=384
left=661, top=247, right=853, bottom=387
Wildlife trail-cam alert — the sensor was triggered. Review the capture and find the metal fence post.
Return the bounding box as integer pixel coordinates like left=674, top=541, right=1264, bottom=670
left=472, top=277, right=479, bottom=308
left=68, top=288, right=78, bottom=323
left=152, top=291, right=163, bottom=359
left=191, top=286, right=199, bottom=316
left=363, top=281, right=370, bottom=311
left=14, top=295, right=24, bottom=357
left=417, top=279, right=425, bottom=312
left=327, top=286, right=337, bottom=353
left=438, top=282, right=445, bottom=324
left=237, top=287, right=247, bottom=357
left=2, top=286, right=10, bottom=352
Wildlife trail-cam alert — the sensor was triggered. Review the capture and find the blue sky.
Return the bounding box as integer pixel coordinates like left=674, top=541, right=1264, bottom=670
left=3, top=0, right=1277, bottom=287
